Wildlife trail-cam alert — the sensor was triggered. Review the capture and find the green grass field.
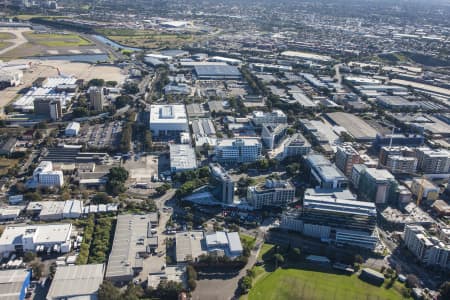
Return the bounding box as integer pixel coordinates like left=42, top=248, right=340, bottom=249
left=24, top=32, right=93, bottom=47
left=0, top=32, right=15, bottom=40
left=247, top=267, right=406, bottom=300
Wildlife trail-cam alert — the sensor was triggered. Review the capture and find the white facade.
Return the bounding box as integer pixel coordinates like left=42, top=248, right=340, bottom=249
left=149, top=105, right=189, bottom=136
left=33, top=161, right=64, bottom=188
left=251, top=110, right=287, bottom=126
left=215, top=138, right=262, bottom=163
left=247, top=180, right=295, bottom=209
left=65, top=122, right=80, bottom=136
left=404, top=224, right=450, bottom=270
left=0, top=224, right=72, bottom=255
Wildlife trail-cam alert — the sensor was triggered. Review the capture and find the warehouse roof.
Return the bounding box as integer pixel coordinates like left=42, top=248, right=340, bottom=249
left=46, top=264, right=104, bottom=300
left=326, top=112, right=379, bottom=141
left=170, top=144, right=197, bottom=172
left=0, top=269, right=31, bottom=300
left=194, top=65, right=241, bottom=78
left=150, top=105, right=187, bottom=124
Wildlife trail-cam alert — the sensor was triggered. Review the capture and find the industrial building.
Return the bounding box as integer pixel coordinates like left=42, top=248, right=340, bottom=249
left=403, top=225, right=450, bottom=270
left=106, top=214, right=156, bottom=284
left=65, top=122, right=80, bottom=137
left=175, top=231, right=206, bottom=263
left=305, top=154, right=348, bottom=189
left=353, top=165, right=398, bottom=204
left=376, top=95, right=419, bottom=111
left=261, top=124, right=287, bottom=150
left=0, top=269, right=31, bottom=300
left=46, top=264, right=105, bottom=300
left=33, top=161, right=64, bottom=188
left=33, top=97, right=62, bottom=121
left=251, top=110, right=287, bottom=126
left=335, top=144, right=361, bottom=177
left=194, top=65, right=241, bottom=80
left=0, top=223, right=72, bottom=255
left=149, top=105, right=189, bottom=137
left=169, top=144, right=197, bottom=173
left=281, top=190, right=378, bottom=249
left=205, top=231, right=243, bottom=257
left=215, top=138, right=262, bottom=163
left=282, top=133, right=311, bottom=158
left=326, top=112, right=379, bottom=142
left=373, top=133, right=424, bottom=150
left=210, top=164, right=235, bottom=204
left=247, top=179, right=295, bottom=209
left=191, top=118, right=217, bottom=148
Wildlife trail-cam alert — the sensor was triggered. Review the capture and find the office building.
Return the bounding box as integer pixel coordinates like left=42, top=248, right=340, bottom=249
left=283, top=133, right=311, bottom=158
left=106, top=214, right=155, bottom=284
left=281, top=192, right=378, bottom=249
left=33, top=161, right=64, bottom=188
left=261, top=124, right=287, bottom=149
left=0, top=224, right=72, bottom=255
left=169, top=144, right=197, bottom=173
left=65, top=122, right=80, bottom=136
left=355, top=166, right=398, bottom=204
left=205, top=231, right=243, bottom=257
left=251, top=110, right=287, bottom=126
left=90, top=87, right=104, bottom=111
left=247, top=179, right=295, bottom=209
left=416, top=148, right=450, bottom=174
left=0, top=269, right=31, bottom=300
left=305, top=154, right=348, bottom=189
left=210, top=164, right=235, bottom=204
left=403, top=225, right=450, bottom=270
left=33, top=97, right=62, bottom=121
left=149, top=105, right=189, bottom=137
left=215, top=138, right=262, bottom=163
left=46, top=264, right=105, bottom=300
left=335, top=144, right=361, bottom=177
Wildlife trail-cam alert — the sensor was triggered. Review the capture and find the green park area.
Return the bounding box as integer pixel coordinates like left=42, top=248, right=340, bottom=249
left=242, top=243, right=407, bottom=300
left=95, top=28, right=198, bottom=49
left=24, top=32, right=93, bottom=47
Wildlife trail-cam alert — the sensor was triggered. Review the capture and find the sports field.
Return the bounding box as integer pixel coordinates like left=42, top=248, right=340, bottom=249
left=24, top=32, right=92, bottom=47
left=247, top=267, right=406, bottom=300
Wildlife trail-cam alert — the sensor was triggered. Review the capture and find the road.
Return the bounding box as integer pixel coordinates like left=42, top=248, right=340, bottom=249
left=0, top=28, right=30, bottom=56
left=192, top=231, right=264, bottom=300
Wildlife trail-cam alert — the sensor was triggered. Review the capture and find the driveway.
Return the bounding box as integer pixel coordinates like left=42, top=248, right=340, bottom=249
left=192, top=232, right=263, bottom=300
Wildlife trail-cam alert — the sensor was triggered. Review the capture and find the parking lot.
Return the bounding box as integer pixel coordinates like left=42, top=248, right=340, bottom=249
left=78, top=121, right=123, bottom=149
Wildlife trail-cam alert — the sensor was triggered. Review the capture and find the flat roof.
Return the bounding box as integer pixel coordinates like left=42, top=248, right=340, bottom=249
left=47, top=264, right=104, bottom=299
left=194, top=65, right=241, bottom=78
left=175, top=231, right=205, bottom=262
left=150, top=105, right=187, bottom=124
left=282, top=51, right=332, bottom=62
left=0, top=269, right=30, bottom=300
left=106, top=214, right=155, bottom=280
left=326, top=112, right=379, bottom=141
left=0, top=223, right=71, bottom=246
left=170, top=144, right=197, bottom=171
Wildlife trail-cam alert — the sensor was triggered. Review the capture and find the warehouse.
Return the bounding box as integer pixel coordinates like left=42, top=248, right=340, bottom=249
left=376, top=95, right=419, bottom=111
left=194, top=65, right=241, bottom=80
left=326, top=112, right=379, bottom=142
left=105, top=214, right=155, bottom=284
left=170, top=144, right=197, bottom=173
left=47, top=264, right=105, bottom=300
left=0, top=269, right=31, bottom=300
left=149, top=105, right=189, bottom=137
left=0, top=224, right=72, bottom=255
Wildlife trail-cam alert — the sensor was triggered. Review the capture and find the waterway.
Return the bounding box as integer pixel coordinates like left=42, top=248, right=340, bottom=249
left=91, top=34, right=143, bottom=52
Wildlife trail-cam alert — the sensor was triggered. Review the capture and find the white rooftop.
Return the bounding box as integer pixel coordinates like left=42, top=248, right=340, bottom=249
left=0, top=223, right=72, bottom=246
left=150, top=105, right=187, bottom=124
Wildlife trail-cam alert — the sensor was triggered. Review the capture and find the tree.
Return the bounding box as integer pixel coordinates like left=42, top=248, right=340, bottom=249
left=439, top=281, right=450, bottom=300
left=154, top=280, right=183, bottom=300
left=292, top=247, right=301, bottom=258
left=88, top=78, right=105, bottom=87
left=98, top=281, right=121, bottom=300
left=274, top=253, right=284, bottom=268
left=108, top=167, right=129, bottom=182
left=406, top=274, right=420, bottom=288
left=239, top=275, right=252, bottom=293
left=92, top=192, right=113, bottom=204
left=31, top=262, right=44, bottom=279
left=115, top=95, right=132, bottom=109
left=23, top=251, right=36, bottom=262
left=73, top=107, right=89, bottom=117
left=123, top=82, right=139, bottom=94
left=106, top=81, right=118, bottom=87
left=354, top=254, right=364, bottom=264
